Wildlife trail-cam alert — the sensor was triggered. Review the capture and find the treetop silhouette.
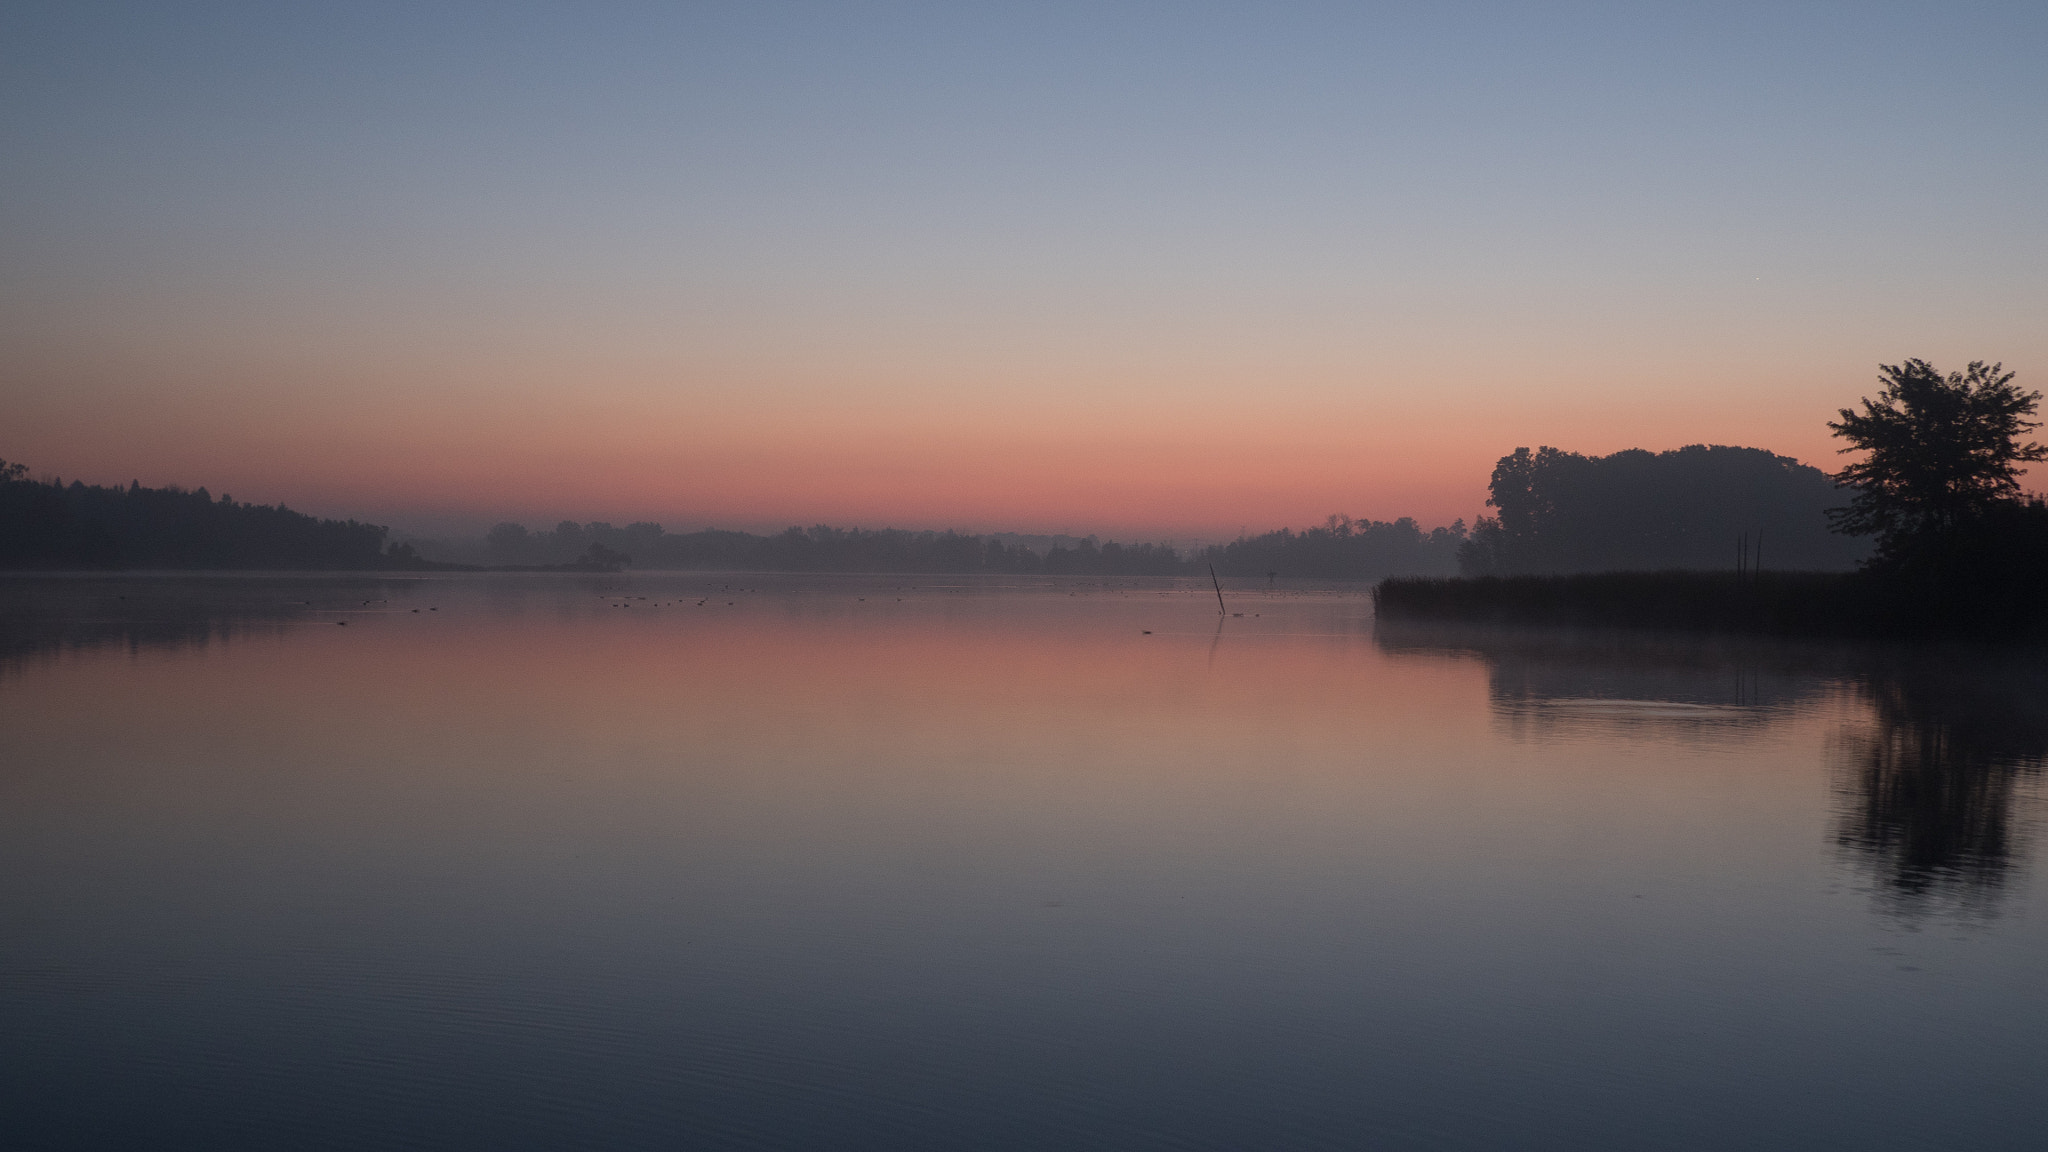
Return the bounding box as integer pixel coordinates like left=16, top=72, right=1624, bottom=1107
left=1829, top=359, right=2045, bottom=563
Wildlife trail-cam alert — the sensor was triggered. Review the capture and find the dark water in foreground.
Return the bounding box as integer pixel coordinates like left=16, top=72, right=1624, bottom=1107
left=2, top=573, right=2045, bottom=1151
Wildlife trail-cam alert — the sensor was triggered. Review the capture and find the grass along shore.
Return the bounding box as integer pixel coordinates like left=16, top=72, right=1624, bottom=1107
left=1372, top=570, right=2045, bottom=641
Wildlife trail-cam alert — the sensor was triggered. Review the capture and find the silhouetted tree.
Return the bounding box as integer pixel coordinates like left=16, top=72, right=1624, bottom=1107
left=1828, top=359, right=2046, bottom=567
left=484, top=522, right=536, bottom=563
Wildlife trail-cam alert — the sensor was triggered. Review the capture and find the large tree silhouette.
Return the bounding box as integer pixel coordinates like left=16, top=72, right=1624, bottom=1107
left=1457, top=444, right=1863, bottom=575
left=1829, top=359, right=2045, bottom=564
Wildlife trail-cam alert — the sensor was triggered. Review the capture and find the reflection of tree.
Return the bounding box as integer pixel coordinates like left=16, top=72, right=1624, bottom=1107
left=1376, top=619, right=2048, bottom=912
left=1375, top=619, right=1834, bottom=739
left=1834, top=659, right=2048, bottom=909
left=0, top=577, right=416, bottom=682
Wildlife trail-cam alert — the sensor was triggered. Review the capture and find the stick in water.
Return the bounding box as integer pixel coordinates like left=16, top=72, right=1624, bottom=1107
left=1209, top=564, right=1226, bottom=615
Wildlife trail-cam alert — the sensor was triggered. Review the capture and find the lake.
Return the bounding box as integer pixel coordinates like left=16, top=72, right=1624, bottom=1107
left=3, top=573, right=2045, bottom=1150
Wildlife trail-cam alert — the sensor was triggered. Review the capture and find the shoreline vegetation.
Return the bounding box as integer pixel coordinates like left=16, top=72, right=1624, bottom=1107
left=1372, top=565, right=2046, bottom=641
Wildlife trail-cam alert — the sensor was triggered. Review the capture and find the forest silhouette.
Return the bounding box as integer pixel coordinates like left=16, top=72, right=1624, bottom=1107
left=0, top=461, right=430, bottom=571
left=1457, top=444, right=1867, bottom=575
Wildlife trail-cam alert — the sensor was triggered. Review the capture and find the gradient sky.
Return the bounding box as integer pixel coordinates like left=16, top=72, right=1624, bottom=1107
left=4, top=1, right=2044, bottom=540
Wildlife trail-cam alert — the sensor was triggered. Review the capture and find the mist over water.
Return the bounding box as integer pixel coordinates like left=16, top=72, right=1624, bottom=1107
left=2, top=574, right=2044, bottom=1150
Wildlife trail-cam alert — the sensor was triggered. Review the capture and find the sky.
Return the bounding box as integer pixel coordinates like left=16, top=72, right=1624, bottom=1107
left=3, top=1, right=2045, bottom=542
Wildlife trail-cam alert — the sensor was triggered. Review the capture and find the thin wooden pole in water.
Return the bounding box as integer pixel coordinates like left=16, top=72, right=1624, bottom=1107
left=1209, top=564, right=1227, bottom=615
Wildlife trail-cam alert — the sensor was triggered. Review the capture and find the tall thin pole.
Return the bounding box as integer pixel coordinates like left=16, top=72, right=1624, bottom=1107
left=1754, top=529, right=1762, bottom=579
left=1209, top=564, right=1227, bottom=615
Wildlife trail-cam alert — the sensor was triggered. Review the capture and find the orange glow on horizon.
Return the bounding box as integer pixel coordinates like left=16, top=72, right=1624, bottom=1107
left=7, top=347, right=1910, bottom=539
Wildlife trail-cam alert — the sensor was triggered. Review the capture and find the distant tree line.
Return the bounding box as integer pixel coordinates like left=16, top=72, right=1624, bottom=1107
left=477, top=516, right=1466, bottom=578
left=0, top=456, right=1472, bottom=578
left=480, top=520, right=1150, bottom=573
left=1206, top=516, right=1465, bottom=578
left=484, top=520, right=1197, bottom=574
left=0, top=460, right=427, bottom=570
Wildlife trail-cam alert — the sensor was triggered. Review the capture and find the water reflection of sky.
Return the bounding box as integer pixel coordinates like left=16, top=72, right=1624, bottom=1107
left=3, top=575, right=2046, bottom=1151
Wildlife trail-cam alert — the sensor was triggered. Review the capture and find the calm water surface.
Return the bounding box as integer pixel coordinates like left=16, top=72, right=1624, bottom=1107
left=2, top=573, right=2045, bottom=1150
